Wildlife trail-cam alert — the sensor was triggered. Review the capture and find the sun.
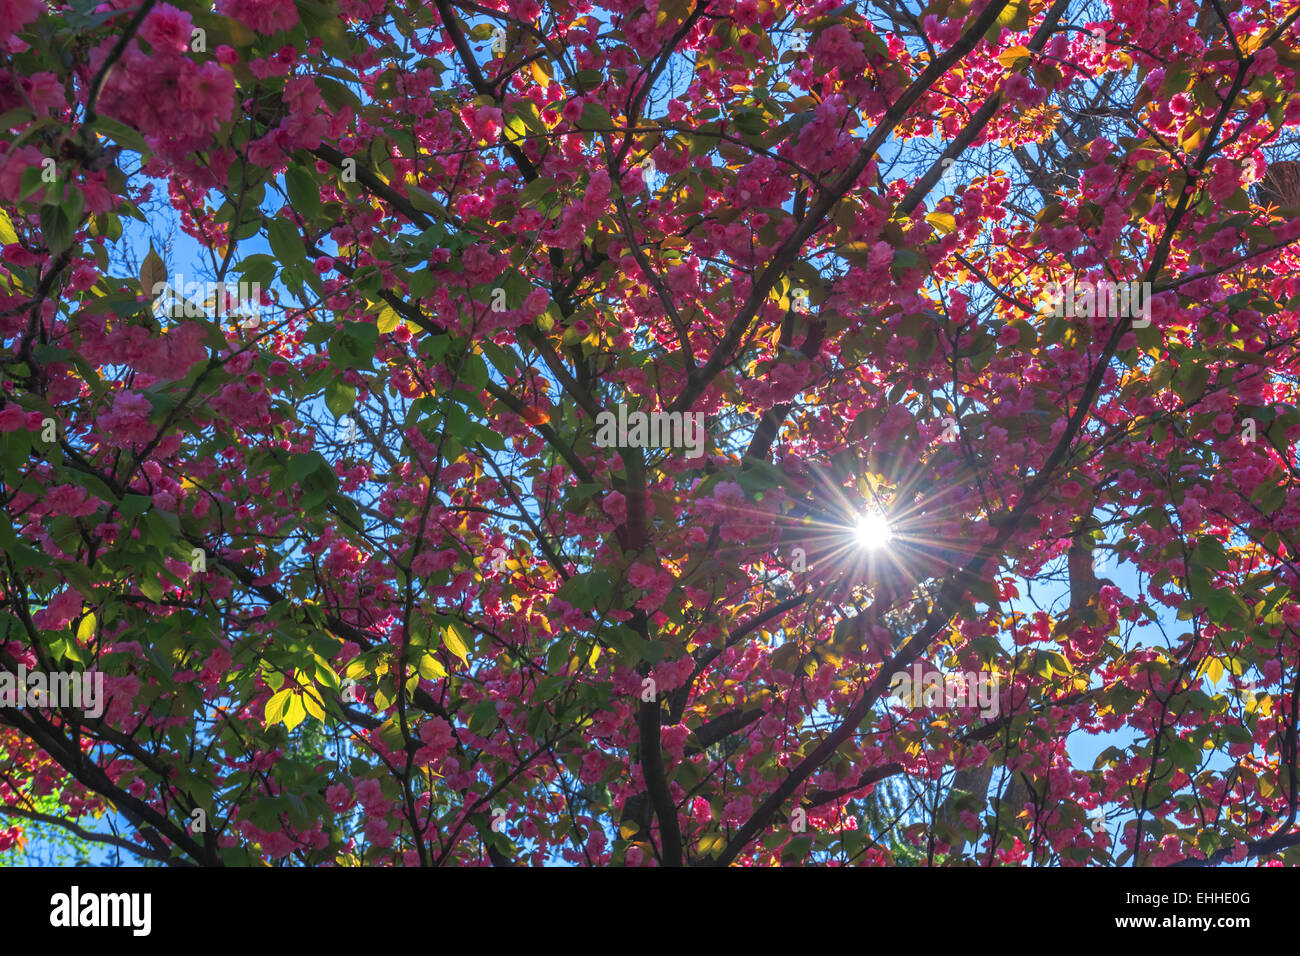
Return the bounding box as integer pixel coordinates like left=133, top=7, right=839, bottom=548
left=854, top=512, right=893, bottom=550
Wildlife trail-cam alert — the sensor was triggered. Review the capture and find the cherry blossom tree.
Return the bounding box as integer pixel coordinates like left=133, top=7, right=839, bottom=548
left=2, top=0, right=1300, bottom=867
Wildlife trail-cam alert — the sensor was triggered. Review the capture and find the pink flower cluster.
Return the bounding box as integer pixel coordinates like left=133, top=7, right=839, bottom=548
left=215, top=0, right=300, bottom=35
left=92, top=5, right=236, bottom=180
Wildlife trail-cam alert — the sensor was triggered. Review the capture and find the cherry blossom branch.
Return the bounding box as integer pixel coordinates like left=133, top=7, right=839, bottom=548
left=705, top=7, right=1287, bottom=864
left=82, top=0, right=158, bottom=127
left=670, top=0, right=1016, bottom=416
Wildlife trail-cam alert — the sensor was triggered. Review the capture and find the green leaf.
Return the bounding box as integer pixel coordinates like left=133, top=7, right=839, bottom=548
left=267, top=217, right=307, bottom=265
left=19, top=165, right=45, bottom=202
left=698, top=833, right=728, bottom=857
left=90, top=115, right=148, bottom=154
left=288, top=451, right=327, bottom=482
left=1193, top=535, right=1229, bottom=571
left=1036, top=650, right=1071, bottom=678
left=329, top=322, right=378, bottom=370
left=39, top=203, right=74, bottom=255
left=579, top=102, right=613, bottom=128
left=298, top=462, right=338, bottom=510
left=238, top=253, right=277, bottom=288
left=284, top=165, right=322, bottom=222
left=469, top=699, right=498, bottom=734
left=554, top=570, right=615, bottom=610
left=138, top=575, right=163, bottom=604
left=1223, top=725, right=1252, bottom=744
left=480, top=341, right=516, bottom=377
left=315, top=75, right=363, bottom=110
left=1166, top=737, right=1199, bottom=770
left=119, top=494, right=151, bottom=518
left=62, top=187, right=84, bottom=234
left=889, top=248, right=920, bottom=278
left=1175, top=362, right=1210, bottom=402
left=324, top=380, right=356, bottom=418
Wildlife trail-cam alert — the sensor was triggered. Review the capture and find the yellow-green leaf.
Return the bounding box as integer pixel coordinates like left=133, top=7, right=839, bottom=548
left=75, top=611, right=96, bottom=643
left=529, top=60, right=550, bottom=89
left=283, top=693, right=307, bottom=730
left=697, top=833, right=727, bottom=856
left=314, top=655, right=340, bottom=691
left=504, top=112, right=528, bottom=145
left=265, top=688, right=293, bottom=725
left=925, top=211, right=956, bottom=235
left=376, top=304, right=399, bottom=334
left=417, top=652, right=448, bottom=680
left=0, top=208, right=17, bottom=247
left=997, top=45, right=1031, bottom=70
left=996, top=0, right=1032, bottom=31
left=302, top=686, right=326, bottom=721
left=442, top=622, right=471, bottom=663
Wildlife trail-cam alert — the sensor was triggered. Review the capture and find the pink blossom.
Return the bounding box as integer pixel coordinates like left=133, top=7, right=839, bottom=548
left=364, top=818, right=394, bottom=847
left=96, top=391, right=156, bottom=447
left=627, top=562, right=657, bottom=589
left=0, top=146, right=44, bottom=203
left=601, top=490, right=627, bottom=524
left=0, top=0, right=44, bottom=38
left=461, top=104, right=503, bottom=142
left=32, top=589, right=82, bottom=631
left=325, top=783, right=353, bottom=812
left=355, top=777, right=384, bottom=808
left=140, top=4, right=193, bottom=53
left=0, top=406, right=27, bottom=432
left=45, top=484, right=99, bottom=518
left=260, top=829, right=296, bottom=858
left=216, top=0, right=300, bottom=35
left=417, top=718, right=456, bottom=758
left=180, top=61, right=236, bottom=130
